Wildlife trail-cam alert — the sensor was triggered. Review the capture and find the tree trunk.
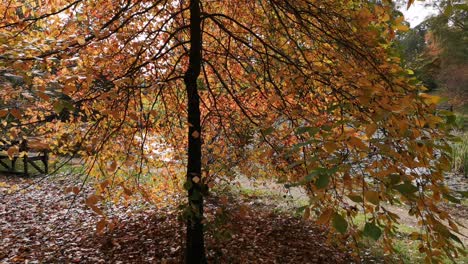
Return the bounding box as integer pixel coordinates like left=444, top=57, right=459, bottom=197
left=184, top=0, right=206, bottom=263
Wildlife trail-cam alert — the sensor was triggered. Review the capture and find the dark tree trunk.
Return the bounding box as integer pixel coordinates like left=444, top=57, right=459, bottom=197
left=184, top=0, right=206, bottom=263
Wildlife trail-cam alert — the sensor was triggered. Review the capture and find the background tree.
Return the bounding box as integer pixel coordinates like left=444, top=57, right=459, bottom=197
left=398, top=1, right=467, bottom=110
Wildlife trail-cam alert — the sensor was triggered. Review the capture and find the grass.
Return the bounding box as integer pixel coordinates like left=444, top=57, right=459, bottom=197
left=0, top=156, right=46, bottom=175
left=451, top=131, right=467, bottom=177
left=354, top=212, right=467, bottom=264
left=231, top=183, right=468, bottom=263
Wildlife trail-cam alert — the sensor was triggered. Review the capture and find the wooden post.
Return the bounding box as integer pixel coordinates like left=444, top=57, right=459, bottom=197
left=23, top=155, right=28, bottom=176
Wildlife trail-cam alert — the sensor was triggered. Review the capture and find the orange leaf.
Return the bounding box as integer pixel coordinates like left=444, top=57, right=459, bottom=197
left=323, top=142, right=338, bottom=153
left=96, top=218, right=107, bottom=234
left=10, top=109, right=21, bottom=119
left=348, top=137, right=368, bottom=150
left=365, top=123, right=377, bottom=138
left=123, top=186, right=133, bottom=196
left=317, top=208, right=334, bottom=225
left=107, top=161, right=117, bottom=172
left=364, top=191, right=380, bottom=205
left=86, top=194, right=100, bottom=206
left=6, top=146, right=19, bottom=159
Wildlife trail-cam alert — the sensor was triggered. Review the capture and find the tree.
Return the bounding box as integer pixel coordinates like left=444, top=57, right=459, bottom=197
left=0, top=0, right=463, bottom=263
left=398, top=1, right=467, bottom=109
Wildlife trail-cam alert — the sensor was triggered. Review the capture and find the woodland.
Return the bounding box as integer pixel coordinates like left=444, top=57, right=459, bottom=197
left=0, top=0, right=467, bottom=263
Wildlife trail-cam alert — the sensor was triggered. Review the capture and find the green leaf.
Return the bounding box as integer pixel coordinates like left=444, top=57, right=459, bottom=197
left=446, top=114, right=456, bottom=125
left=388, top=174, right=401, bottom=185
left=363, top=222, right=382, bottom=240
left=393, top=182, right=418, bottom=194
left=53, top=101, right=65, bottom=114
left=332, top=213, right=348, bottom=234
left=450, top=233, right=464, bottom=247
left=296, top=126, right=319, bottom=136
left=304, top=166, right=338, bottom=184
left=443, top=193, right=461, bottom=204
left=315, top=174, right=330, bottom=189
left=435, top=222, right=451, bottom=238
left=348, top=195, right=363, bottom=203
left=262, top=126, right=274, bottom=135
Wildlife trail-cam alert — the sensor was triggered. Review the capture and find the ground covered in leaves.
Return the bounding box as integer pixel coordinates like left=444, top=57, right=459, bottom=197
left=0, top=175, right=351, bottom=263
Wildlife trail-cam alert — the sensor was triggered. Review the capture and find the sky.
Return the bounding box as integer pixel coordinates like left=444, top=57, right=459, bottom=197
left=397, top=1, right=441, bottom=27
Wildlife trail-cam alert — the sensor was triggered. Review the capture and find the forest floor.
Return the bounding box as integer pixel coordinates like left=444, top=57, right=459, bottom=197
left=0, top=172, right=466, bottom=263
left=232, top=173, right=468, bottom=244
left=0, top=174, right=352, bottom=264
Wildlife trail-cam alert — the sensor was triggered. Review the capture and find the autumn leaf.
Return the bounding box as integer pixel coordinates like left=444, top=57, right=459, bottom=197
left=6, top=146, right=19, bottom=159
left=364, top=191, right=380, bottom=205
left=96, top=218, right=107, bottom=234
left=317, top=208, right=334, bottom=225
left=107, top=161, right=117, bottom=172
left=9, top=109, right=21, bottom=119
left=86, top=194, right=100, bottom=207
left=192, top=176, right=200, bottom=183
left=77, top=36, right=86, bottom=45
left=191, top=130, right=200, bottom=139
left=0, top=109, right=8, bottom=117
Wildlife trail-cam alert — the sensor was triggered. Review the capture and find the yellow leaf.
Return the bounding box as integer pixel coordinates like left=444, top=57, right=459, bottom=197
left=395, top=16, right=405, bottom=25
left=364, top=191, right=380, bottom=205
left=192, top=176, right=200, bottom=183
left=381, top=13, right=390, bottom=22
left=419, top=93, right=441, bottom=105
left=323, top=142, right=338, bottom=153
left=394, top=24, right=409, bottom=32
left=77, top=36, right=86, bottom=45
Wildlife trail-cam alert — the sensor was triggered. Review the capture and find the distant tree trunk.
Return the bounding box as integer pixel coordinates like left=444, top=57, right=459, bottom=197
left=184, top=0, right=206, bottom=263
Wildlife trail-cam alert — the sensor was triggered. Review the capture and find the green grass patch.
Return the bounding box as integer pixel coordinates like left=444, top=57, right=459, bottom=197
left=451, top=131, right=467, bottom=177
left=0, top=156, right=46, bottom=175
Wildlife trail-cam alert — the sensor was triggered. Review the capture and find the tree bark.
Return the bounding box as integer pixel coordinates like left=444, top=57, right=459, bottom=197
left=184, top=0, right=206, bottom=263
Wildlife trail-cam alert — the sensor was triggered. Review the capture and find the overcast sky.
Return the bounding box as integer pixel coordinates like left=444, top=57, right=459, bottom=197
left=397, top=1, right=441, bottom=27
